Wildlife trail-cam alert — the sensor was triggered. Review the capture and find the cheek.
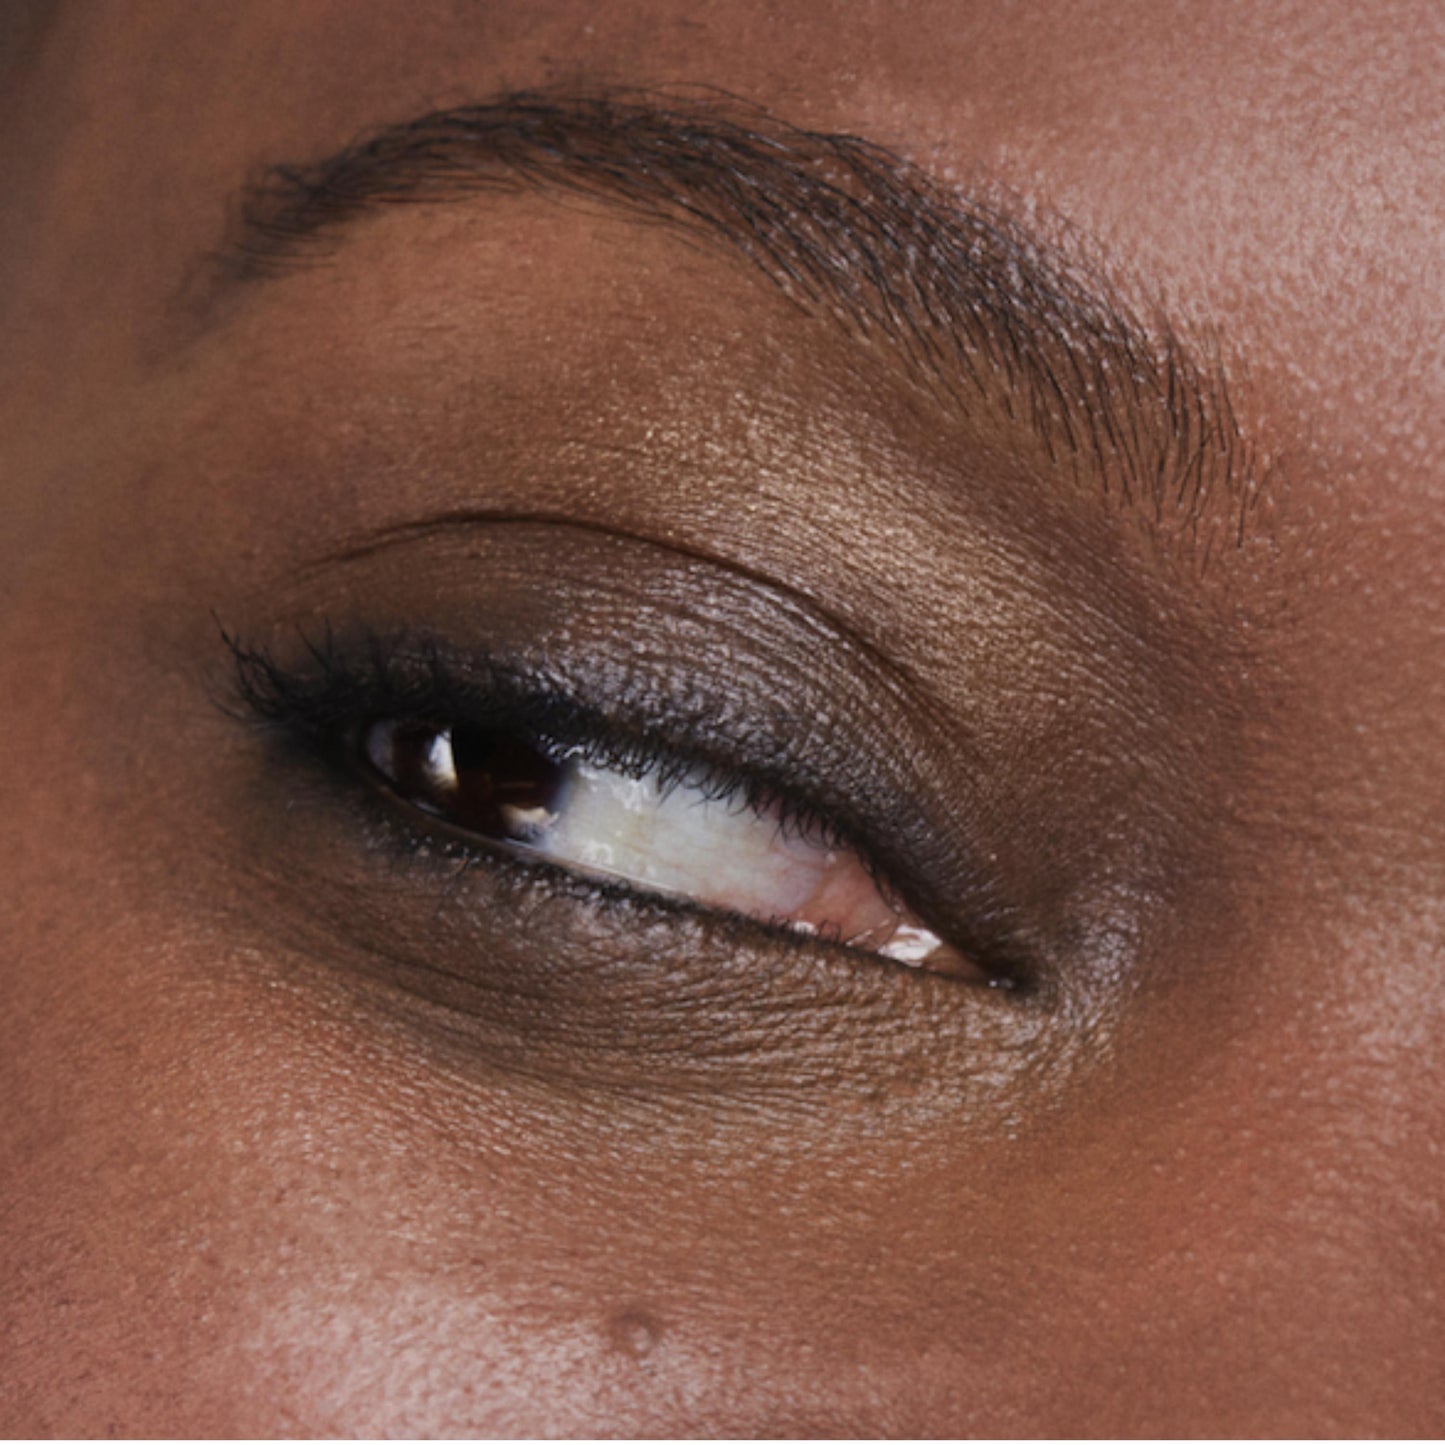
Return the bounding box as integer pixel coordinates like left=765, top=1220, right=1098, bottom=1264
left=0, top=914, right=995, bottom=1436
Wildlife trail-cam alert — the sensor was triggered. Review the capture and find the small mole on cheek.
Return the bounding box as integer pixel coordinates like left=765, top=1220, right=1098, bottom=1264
left=606, top=1306, right=664, bottom=1361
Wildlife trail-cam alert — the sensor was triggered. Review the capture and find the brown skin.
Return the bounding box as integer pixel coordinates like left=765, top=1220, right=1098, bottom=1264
left=2, top=0, right=1442, bottom=1435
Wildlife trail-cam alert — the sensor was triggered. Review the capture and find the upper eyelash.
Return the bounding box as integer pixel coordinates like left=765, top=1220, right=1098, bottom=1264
left=223, top=623, right=866, bottom=866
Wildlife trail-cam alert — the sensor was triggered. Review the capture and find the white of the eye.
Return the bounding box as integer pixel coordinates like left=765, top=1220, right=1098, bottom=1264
left=527, top=757, right=949, bottom=965
left=543, top=759, right=830, bottom=916
left=374, top=723, right=955, bottom=967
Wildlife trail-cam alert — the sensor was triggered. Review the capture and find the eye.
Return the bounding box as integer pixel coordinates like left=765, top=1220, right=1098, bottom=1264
left=361, top=717, right=985, bottom=981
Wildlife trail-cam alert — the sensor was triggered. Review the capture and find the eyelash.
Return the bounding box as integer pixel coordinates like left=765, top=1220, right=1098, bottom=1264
left=221, top=624, right=969, bottom=972
left=227, top=625, right=849, bottom=840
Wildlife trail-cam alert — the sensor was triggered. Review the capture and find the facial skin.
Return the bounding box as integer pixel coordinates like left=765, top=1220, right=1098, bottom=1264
left=1, top=0, right=1441, bottom=1434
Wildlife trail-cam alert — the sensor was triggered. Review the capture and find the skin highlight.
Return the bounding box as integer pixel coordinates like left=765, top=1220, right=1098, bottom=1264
left=0, top=2, right=1441, bottom=1435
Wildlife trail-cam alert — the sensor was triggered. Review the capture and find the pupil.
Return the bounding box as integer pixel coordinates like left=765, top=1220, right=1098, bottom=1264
left=392, top=722, right=567, bottom=842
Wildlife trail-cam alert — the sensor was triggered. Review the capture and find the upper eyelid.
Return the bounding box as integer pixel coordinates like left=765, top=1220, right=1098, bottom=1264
left=294, top=512, right=929, bottom=723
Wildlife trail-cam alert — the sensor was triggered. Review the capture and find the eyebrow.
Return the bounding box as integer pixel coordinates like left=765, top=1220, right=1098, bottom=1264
left=208, top=90, right=1255, bottom=537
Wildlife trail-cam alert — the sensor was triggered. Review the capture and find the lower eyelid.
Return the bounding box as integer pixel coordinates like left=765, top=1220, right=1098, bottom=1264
left=260, top=800, right=1049, bottom=1117
left=352, top=778, right=888, bottom=970
left=332, top=739, right=878, bottom=972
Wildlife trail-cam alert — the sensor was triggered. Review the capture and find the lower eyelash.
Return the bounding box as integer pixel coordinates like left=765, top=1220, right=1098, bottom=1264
left=352, top=770, right=904, bottom=974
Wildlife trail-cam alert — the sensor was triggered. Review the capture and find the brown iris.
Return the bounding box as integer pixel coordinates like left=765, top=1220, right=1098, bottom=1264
left=365, top=720, right=568, bottom=843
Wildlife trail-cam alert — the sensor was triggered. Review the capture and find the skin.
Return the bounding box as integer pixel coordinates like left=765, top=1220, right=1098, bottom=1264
left=1, top=0, right=1442, bottom=1435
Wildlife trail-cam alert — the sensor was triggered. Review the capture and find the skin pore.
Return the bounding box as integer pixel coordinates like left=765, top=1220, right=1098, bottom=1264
left=1, top=0, right=1441, bottom=1435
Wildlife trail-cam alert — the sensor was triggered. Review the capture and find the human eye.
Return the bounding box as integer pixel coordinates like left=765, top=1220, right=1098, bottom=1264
left=225, top=625, right=1003, bottom=988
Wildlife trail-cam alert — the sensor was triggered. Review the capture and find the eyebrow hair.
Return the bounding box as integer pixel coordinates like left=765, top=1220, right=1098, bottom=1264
left=210, top=89, right=1256, bottom=539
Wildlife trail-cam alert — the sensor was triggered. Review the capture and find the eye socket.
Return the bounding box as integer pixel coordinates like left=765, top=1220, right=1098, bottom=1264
left=361, top=716, right=988, bottom=982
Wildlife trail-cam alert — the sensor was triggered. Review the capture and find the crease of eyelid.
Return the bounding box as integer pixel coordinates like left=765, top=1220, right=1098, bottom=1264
left=289, top=509, right=960, bottom=741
